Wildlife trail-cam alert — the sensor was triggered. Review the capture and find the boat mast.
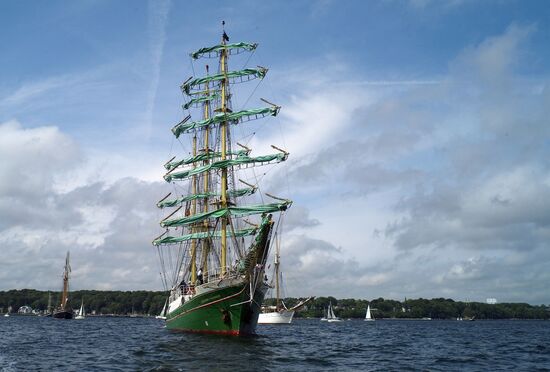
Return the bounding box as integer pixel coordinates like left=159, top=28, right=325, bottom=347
left=275, top=238, right=281, bottom=310
left=60, top=251, right=70, bottom=309
left=201, top=64, right=211, bottom=282
left=219, top=23, right=229, bottom=276
left=190, top=127, right=198, bottom=284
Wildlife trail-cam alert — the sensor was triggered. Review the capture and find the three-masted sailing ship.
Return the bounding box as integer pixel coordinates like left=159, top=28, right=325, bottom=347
left=53, top=251, right=73, bottom=319
left=153, top=24, right=291, bottom=335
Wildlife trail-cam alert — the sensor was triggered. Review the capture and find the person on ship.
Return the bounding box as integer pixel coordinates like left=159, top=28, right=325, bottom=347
left=197, top=268, right=203, bottom=285
left=179, top=278, right=187, bottom=295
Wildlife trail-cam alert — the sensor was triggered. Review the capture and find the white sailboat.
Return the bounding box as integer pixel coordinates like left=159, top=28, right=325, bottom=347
left=259, top=235, right=312, bottom=324
left=75, top=300, right=85, bottom=320
left=326, top=302, right=343, bottom=322
left=156, top=299, right=168, bottom=320
left=320, top=307, right=328, bottom=321
left=364, top=304, right=374, bottom=322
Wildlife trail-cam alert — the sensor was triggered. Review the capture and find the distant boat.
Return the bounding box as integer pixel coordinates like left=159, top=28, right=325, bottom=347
left=259, top=236, right=294, bottom=325
left=52, top=251, right=74, bottom=319
left=326, top=302, right=343, bottom=323
left=155, top=299, right=168, bottom=320
left=258, top=237, right=313, bottom=325
left=75, top=300, right=85, bottom=320
left=364, top=304, right=374, bottom=322
left=45, top=292, right=53, bottom=317
left=130, top=307, right=138, bottom=318
left=320, top=307, right=328, bottom=321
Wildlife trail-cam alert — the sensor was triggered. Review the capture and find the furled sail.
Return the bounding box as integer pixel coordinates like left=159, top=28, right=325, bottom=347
left=181, top=68, right=268, bottom=96
left=164, top=150, right=249, bottom=171
left=183, top=93, right=220, bottom=110
left=153, top=227, right=259, bottom=246
left=161, top=201, right=291, bottom=228
left=191, top=42, right=258, bottom=59
left=157, top=187, right=256, bottom=208
left=164, top=153, right=287, bottom=182
left=172, top=106, right=279, bottom=138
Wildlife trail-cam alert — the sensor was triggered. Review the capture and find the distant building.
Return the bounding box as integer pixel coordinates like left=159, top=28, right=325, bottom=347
left=486, top=298, right=497, bottom=305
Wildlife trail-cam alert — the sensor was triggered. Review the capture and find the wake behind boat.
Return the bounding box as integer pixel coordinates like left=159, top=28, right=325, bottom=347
left=152, top=23, right=292, bottom=336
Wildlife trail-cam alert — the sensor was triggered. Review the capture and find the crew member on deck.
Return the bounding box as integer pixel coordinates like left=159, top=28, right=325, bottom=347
left=197, top=268, right=203, bottom=285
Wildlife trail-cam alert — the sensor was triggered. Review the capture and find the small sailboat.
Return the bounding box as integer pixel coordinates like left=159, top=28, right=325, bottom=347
left=75, top=300, right=85, bottom=320
left=364, top=304, right=374, bottom=322
left=45, top=292, right=53, bottom=317
left=320, top=307, right=328, bottom=321
left=53, top=251, right=74, bottom=319
left=326, top=302, right=343, bottom=323
left=155, top=299, right=168, bottom=320
left=259, top=234, right=312, bottom=324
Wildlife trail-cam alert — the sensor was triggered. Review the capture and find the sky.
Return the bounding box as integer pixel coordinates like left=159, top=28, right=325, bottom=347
left=1, top=0, right=549, bottom=304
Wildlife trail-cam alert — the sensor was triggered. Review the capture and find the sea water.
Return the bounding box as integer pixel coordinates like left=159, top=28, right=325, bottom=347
left=1, top=316, right=549, bottom=371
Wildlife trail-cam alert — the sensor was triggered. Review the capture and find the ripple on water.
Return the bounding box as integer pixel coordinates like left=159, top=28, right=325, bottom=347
left=1, top=318, right=550, bottom=370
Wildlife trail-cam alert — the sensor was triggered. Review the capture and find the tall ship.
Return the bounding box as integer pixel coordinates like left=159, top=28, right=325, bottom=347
left=153, top=24, right=291, bottom=335
left=52, top=251, right=73, bottom=319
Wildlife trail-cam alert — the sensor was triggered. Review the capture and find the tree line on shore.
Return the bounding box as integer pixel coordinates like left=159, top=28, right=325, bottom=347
left=1, top=290, right=548, bottom=319
left=268, top=297, right=550, bottom=320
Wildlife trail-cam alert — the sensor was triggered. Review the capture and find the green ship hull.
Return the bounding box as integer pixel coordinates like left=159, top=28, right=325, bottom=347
left=166, top=282, right=266, bottom=335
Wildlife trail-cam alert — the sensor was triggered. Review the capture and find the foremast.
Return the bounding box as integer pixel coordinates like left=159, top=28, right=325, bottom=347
left=153, top=24, right=291, bottom=294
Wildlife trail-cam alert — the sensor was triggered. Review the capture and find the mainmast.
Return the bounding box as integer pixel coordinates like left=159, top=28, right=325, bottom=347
left=60, top=251, right=70, bottom=309
left=201, top=64, right=211, bottom=282
left=219, top=24, right=229, bottom=277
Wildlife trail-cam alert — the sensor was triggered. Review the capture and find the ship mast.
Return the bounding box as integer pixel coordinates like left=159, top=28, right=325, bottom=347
left=201, top=65, right=211, bottom=282
left=219, top=24, right=229, bottom=277
left=60, top=251, right=70, bottom=309
left=275, top=239, right=281, bottom=311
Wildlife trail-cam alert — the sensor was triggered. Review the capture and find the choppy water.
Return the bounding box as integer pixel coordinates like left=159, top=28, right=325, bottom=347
left=1, top=316, right=549, bottom=371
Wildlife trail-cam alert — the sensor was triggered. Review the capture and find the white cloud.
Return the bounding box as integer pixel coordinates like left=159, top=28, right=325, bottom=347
left=268, top=23, right=550, bottom=303
left=1, top=20, right=549, bottom=305
left=143, top=0, right=171, bottom=139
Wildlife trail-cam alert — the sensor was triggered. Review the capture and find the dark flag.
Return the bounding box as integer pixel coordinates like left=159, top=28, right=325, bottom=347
left=223, top=31, right=229, bottom=42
